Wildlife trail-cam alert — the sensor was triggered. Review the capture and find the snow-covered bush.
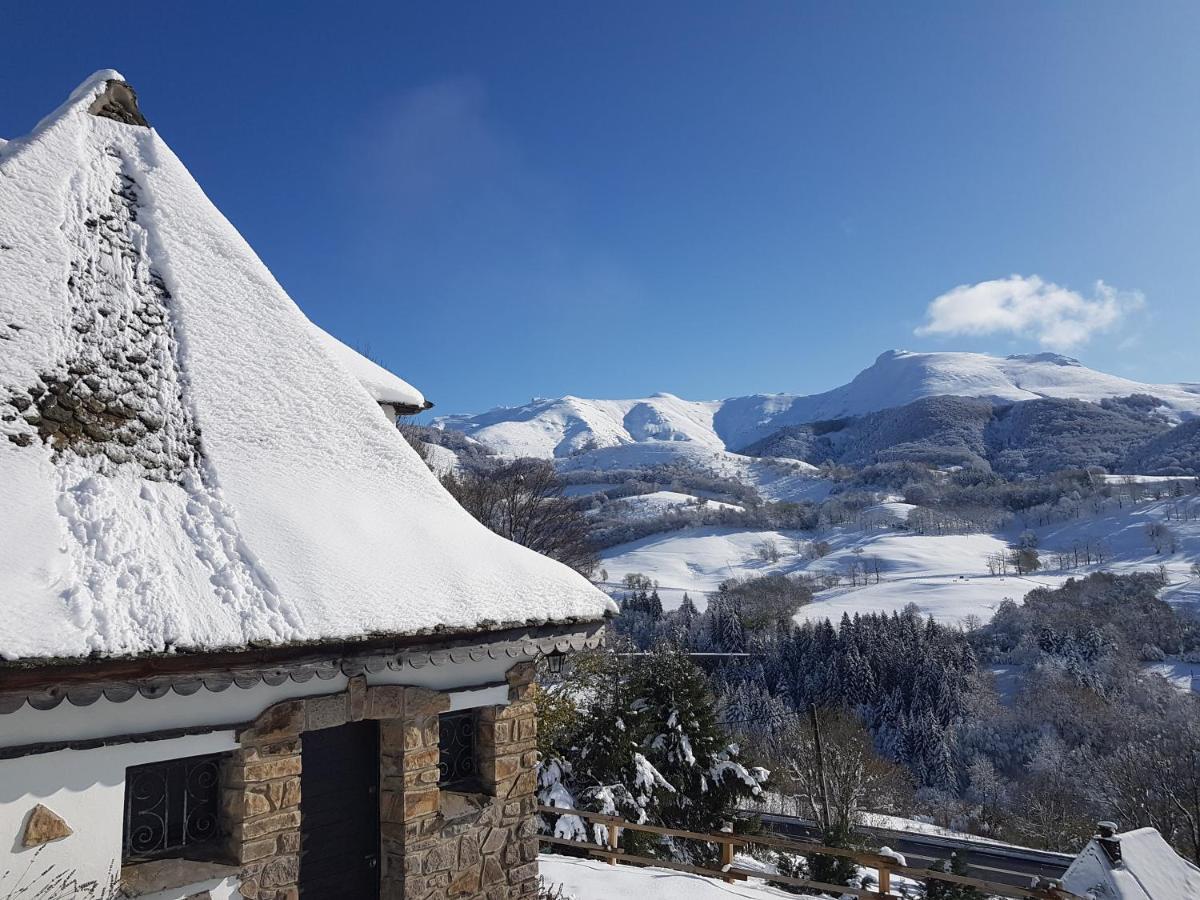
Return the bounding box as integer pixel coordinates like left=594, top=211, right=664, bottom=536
left=536, top=648, right=768, bottom=863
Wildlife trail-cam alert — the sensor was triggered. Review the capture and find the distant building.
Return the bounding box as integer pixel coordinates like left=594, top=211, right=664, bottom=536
left=0, top=72, right=612, bottom=900
left=1061, top=823, right=1200, bottom=899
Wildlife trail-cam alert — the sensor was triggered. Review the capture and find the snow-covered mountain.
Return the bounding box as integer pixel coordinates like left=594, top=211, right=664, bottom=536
left=435, top=350, right=1200, bottom=459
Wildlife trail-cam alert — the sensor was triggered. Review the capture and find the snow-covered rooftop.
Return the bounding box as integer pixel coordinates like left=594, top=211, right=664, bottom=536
left=0, top=72, right=614, bottom=662
left=1061, top=827, right=1200, bottom=899
left=310, top=324, right=428, bottom=411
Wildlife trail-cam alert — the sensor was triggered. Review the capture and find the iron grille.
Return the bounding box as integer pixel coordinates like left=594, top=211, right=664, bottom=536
left=123, top=752, right=225, bottom=862
left=438, top=710, right=479, bottom=791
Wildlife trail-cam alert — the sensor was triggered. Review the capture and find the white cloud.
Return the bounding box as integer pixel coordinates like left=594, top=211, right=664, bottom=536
left=915, top=275, right=1144, bottom=350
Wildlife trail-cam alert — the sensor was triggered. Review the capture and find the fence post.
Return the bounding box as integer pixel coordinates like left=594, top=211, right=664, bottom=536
left=719, top=821, right=738, bottom=883
left=878, top=865, right=891, bottom=897
left=608, top=822, right=620, bottom=865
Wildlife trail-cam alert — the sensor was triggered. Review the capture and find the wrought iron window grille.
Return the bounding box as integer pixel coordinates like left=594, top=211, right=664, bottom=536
left=438, top=709, right=480, bottom=792
left=123, top=752, right=226, bottom=863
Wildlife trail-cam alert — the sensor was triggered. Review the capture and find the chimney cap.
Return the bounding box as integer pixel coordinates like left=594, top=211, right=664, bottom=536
left=1097, top=821, right=1119, bottom=838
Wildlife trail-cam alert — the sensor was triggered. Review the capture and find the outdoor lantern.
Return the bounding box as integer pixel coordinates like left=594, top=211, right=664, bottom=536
left=544, top=648, right=566, bottom=675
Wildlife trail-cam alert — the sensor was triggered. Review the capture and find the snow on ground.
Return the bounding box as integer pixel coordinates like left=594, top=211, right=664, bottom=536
left=600, top=524, right=1049, bottom=624
left=601, top=492, right=1200, bottom=626
left=421, top=442, right=460, bottom=476
left=600, top=527, right=808, bottom=610
left=1143, top=659, right=1200, bottom=693
left=795, top=532, right=1055, bottom=627
left=539, top=854, right=799, bottom=900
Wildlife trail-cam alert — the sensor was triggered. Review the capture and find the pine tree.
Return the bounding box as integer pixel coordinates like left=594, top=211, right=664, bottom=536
left=633, top=648, right=767, bottom=860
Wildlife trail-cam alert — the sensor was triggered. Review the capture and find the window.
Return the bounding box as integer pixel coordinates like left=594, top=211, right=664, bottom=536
left=438, top=710, right=480, bottom=792
left=123, top=753, right=225, bottom=863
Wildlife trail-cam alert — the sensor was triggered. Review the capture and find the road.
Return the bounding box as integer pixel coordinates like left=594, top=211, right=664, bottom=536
left=757, top=812, right=1074, bottom=890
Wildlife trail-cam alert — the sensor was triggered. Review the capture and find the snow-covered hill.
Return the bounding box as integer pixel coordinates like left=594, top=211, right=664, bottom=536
left=435, top=350, right=1200, bottom=458
left=597, top=492, right=1200, bottom=628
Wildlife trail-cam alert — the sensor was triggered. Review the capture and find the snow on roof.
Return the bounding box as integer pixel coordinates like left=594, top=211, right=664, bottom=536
left=1061, top=827, right=1200, bottom=899
left=0, top=72, right=614, bottom=662
left=310, top=324, right=428, bottom=411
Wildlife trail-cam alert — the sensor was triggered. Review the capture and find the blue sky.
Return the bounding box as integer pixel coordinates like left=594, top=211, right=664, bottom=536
left=3, top=3, right=1198, bottom=414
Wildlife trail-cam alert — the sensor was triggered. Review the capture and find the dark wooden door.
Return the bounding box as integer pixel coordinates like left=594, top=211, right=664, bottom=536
left=299, top=721, right=380, bottom=899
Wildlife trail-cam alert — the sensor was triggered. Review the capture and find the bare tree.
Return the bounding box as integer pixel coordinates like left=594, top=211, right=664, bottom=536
left=442, top=459, right=599, bottom=577
left=773, top=708, right=911, bottom=835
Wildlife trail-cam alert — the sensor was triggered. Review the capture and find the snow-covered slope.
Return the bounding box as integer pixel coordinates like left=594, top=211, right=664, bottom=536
left=0, top=72, right=612, bottom=661
left=437, top=351, right=1200, bottom=458
left=436, top=392, right=724, bottom=459
left=599, top=492, right=1200, bottom=627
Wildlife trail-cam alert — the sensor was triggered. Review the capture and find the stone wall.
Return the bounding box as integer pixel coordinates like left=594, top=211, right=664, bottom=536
left=391, top=662, right=540, bottom=900
left=222, top=665, right=539, bottom=900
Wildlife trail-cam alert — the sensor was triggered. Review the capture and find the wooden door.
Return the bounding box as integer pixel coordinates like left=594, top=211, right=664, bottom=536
left=299, top=721, right=380, bottom=899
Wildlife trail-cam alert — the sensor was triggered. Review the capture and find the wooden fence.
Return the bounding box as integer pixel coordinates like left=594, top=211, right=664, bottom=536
left=536, top=805, right=1082, bottom=900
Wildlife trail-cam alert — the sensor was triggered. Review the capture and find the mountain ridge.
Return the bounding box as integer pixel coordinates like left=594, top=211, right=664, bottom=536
left=434, top=349, right=1200, bottom=461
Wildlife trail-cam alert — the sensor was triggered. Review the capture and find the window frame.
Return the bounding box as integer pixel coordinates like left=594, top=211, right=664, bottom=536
left=122, top=751, right=228, bottom=864
left=437, top=709, right=481, bottom=793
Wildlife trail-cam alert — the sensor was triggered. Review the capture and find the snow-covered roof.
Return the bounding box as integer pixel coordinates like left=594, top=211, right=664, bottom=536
left=310, top=324, right=429, bottom=411
left=1061, top=827, right=1200, bottom=899
left=0, top=72, right=614, bottom=663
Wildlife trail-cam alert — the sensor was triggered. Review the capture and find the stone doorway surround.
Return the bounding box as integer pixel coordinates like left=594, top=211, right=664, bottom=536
left=224, top=662, right=539, bottom=900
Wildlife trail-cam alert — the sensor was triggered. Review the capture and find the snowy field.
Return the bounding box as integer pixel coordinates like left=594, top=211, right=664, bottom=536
left=539, top=855, right=798, bottom=900
left=600, top=494, right=1200, bottom=628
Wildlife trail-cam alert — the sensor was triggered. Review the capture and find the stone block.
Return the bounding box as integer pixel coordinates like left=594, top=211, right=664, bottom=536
left=237, top=809, right=301, bottom=841
left=459, top=834, right=482, bottom=870
left=520, top=838, right=539, bottom=862
left=20, top=804, right=72, bottom=847
left=508, top=681, right=537, bottom=701
left=507, top=862, right=538, bottom=885
left=405, top=788, right=439, bottom=820
left=448, top=867, right=481, bottom=896
left=424, top=840, right=456, bottom=874
left=243, top=756, right=302, bottom=783
left=421, top=719, right=440, bottom=747
left=259, top=855, right=298, bottom=888
left=403, top=747, right=441, bottom=770
left=515, top=717, right=537, bottom=742
left=367, top=685, right=406, bottom=720
left=481, top=827, right=509, bottom=855
left=241, top=837, right=277, bottom=862
left=242, top=786, right=273, bottom=818
left=482, top=855, right=506, bottom=885
left=304, top=693, right=348, bottom=732
left=349, top=675, right=367, bottom=721
left=279, top=831, right=301, bottom=854
left=405, top=686, right=451, bottom=717
left=403, top=724, right=424, bottom=750
left=253, top=700, right=305, bottom=742
left=505, top=661, right=537, bottom=688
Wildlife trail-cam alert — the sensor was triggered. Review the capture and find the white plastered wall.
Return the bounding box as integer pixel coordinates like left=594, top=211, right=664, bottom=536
left=0, top=732, right=238, bottom=898
left=0, top=655, right=515, bottom=898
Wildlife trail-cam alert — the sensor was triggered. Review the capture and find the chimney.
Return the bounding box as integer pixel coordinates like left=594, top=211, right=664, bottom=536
left=1097, top=821, right=1122, bottom=864
left=88, top=79, right=150, bottom=127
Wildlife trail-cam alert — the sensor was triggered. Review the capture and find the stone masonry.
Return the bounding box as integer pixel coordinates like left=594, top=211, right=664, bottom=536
left=222, top=662, right=540, bottom=900
left=390, top=662, right=540, bottom=900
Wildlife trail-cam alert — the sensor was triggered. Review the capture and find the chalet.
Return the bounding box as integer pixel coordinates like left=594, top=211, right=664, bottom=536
left=0, top=72, right=613, bottom=900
